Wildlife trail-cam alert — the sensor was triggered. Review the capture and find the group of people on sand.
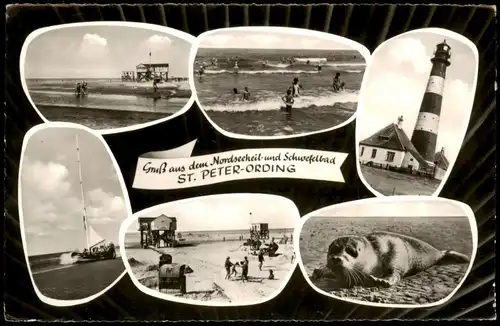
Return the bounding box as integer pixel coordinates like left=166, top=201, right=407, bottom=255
left=224, top=254, right=275, bottom=283
left=75, top=81, right=88, bottom=96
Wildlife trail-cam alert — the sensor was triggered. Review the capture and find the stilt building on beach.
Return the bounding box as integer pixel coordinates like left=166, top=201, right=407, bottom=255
left=136, top=63, right=169, bottom=82
left=359, top=40, right=452, bottom=181
left=139, top=214, right=177, bottom=248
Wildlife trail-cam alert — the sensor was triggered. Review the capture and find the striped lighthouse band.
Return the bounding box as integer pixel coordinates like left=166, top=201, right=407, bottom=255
left=425, top=75, right=445, bottom=96
left=414, top=112, right=440, bottom=134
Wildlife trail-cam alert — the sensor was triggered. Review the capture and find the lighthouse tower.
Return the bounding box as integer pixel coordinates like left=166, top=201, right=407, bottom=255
left=410, top=39, right=452, bottom=168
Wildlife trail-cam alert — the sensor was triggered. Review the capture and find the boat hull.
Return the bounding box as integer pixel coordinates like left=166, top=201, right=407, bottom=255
left=71, top=247, right=117, bottom=263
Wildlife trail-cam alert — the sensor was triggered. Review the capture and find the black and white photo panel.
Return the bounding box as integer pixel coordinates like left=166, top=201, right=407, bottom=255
left=120, top=194, right=299, bottom=306
left=190, top=27, right=370, bottom=139
left=20, top=22, right=195, bottom=133
left=355, top=28, right=478, bottom=197
left=296, top=196, right=477, bottom=308
left=18, top=123, right=132, bottom=306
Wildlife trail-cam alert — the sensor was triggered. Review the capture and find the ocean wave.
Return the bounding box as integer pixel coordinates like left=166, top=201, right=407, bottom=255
left=202, top=91, right=359, bottom=112
left=344, top=70, right=364, bottom=73
left=60, top=252, right=78, bottom=265
left=265, top=63, right=291, bottom=68
left=294, top=57, right=328, bottom=63
left=324, top=62, right=366, bottom=68
left=203, top=69, right=320, bottom=75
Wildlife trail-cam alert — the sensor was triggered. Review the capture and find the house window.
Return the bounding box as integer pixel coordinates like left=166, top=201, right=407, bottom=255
left=386, top=151, right=395, bottom=162
left=360, top=147, right=365, bottom=156
left=371, top=149, right=377, bottom=159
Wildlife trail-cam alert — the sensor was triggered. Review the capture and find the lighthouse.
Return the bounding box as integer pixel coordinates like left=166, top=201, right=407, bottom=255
left=410, top=40, right=452, bottom=168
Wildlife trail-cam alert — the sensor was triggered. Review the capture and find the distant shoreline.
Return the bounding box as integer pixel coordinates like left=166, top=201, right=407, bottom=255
left=30, top=84, right=192, bottom=99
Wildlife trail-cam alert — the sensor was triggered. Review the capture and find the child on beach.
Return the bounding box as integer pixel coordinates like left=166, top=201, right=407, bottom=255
left=281, top=89, right=295, bottom=114
left=233, top=62, right=239, bottom=74
left=230, top=262, right=240, bottom=278
left=292, top=77, right=302, bottom=97
left=268, top=270, right=275, bottom=280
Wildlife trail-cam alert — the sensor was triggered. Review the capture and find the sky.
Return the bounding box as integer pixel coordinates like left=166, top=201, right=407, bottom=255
left=20, top=127, right=129, bottom=256
left=127, top=195, right=298, bottom=233
left=358, top=32, right=477, bottom=160
left=24, top=25, right=192, bottom=79
left=316, top=200, right=467, bottom=218
left=200, top=29, right=356, bottom=50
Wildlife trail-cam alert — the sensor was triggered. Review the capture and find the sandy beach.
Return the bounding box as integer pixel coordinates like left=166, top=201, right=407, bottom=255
left=127, top=239, right=295, bottom=304
left=300, top=216, right=473, bottom=305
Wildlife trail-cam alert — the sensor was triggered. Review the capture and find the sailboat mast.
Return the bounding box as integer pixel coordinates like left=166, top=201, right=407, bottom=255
left=76, top=133, right=90, bottom=251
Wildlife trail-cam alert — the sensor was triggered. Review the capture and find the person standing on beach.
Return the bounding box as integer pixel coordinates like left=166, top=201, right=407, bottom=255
left=241, top=256, right=249, bottom=282
left=291, top=251, right=296, bottom=264
left=258, top=250, right=265, bottom=271
left=153, top=79, right=158, bottom=93
left=224, top=257, right=233, bottom=280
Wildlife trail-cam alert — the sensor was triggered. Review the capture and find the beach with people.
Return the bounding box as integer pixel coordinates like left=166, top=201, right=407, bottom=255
left=194, top=48, right=365, bottom=136
left=26, top=78, right=191, bottom=130
left=125, top=230, right=296, bottom=304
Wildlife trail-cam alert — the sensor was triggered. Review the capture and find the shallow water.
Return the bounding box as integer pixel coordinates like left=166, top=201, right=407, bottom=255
left=26, top=78, right=190, bottom=129
left=194, top=48, right=365, bottom=135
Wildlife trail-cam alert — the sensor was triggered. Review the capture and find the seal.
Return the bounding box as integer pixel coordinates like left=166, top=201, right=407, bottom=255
left=311, top=231, right=470, bottom=288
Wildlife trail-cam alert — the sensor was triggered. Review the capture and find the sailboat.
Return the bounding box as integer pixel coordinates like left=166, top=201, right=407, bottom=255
left=70, top=133, right=117, bottom=263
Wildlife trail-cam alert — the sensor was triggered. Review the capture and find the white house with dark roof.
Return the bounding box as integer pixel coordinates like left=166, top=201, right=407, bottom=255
left=359, top=116, right=449, bottom=179
left=432, top=147, right=449, bottom=181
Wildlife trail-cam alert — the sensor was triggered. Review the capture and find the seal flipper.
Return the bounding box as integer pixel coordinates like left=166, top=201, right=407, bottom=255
left=438, top=250, right=470, bottom=265
left=369, top=271, right=402, bottom=288
left=311, top=267, right=337, bottom=280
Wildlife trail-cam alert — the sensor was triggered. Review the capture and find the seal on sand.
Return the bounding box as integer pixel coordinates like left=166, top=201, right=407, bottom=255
left=311, top=231, right=470, bottom=288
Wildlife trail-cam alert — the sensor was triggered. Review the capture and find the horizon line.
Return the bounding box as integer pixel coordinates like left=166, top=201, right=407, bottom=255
left=310, top=215, right=467, bottom=218
left=199, top=46, right=358, bottom=51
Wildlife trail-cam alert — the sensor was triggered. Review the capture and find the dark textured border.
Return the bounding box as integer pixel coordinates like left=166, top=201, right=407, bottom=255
left=4, top=3, right=496, bottom=321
